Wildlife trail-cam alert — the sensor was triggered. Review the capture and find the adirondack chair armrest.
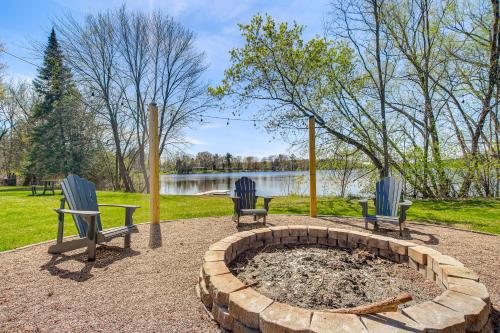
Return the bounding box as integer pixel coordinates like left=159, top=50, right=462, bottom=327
left=98, top=204, right=140, bottom=209
left=358, top=199, right=369, bottom=217
left=98, top=204, right=140, bottom=227
left=54, top=208, right=100, bottom=216
left=399, top=200, right=413, bottom=208
left=263, top=197, right=273, bottom=211
left=398, top=200, right=413, bottom=222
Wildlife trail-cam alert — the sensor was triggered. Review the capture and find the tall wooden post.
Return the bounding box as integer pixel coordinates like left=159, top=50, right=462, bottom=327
left=309, top=116, right=317, bottom=217
left=149, top=102, right=162, bottom=248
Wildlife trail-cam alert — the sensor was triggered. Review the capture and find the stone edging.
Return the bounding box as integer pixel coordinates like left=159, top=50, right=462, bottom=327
left=197, top=225, right=493, bottom=333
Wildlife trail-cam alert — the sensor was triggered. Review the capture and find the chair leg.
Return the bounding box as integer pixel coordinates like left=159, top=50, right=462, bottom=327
left=263, top=215, right=266, bottom=224
left=124, top=234, right=131, bottom=248
left=253, top=215, right=257, bottom=221
left=237, top=215, right=240, bottom=227
left=399, top=223, right=403, bottom=236
left=86, top=216, right=97, bottom=261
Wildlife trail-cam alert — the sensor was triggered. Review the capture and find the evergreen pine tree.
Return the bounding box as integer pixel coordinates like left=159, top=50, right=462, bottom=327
left=26, top=28, right=94, bottom=179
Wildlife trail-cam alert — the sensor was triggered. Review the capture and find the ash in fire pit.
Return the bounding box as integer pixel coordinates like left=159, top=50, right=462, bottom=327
left=230, top=245, right=442, bottom=310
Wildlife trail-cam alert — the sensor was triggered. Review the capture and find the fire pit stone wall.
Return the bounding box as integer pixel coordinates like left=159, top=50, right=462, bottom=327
left=196, top=225, right=492, bottom=333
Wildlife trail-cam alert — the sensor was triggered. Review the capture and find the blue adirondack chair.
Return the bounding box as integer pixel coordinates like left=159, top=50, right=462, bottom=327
left=358, top=176, right=412, bottom=236
left=48, top=175, right=140, bottom=261
left=231, top=177, right=273, bottom=226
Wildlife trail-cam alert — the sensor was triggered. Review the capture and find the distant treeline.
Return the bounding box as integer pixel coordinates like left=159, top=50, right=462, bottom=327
left=162, top=151, right=310, bottom=174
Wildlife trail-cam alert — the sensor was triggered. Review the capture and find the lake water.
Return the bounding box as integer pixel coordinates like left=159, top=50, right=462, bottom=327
left=160, top=170, right=368, bottom=197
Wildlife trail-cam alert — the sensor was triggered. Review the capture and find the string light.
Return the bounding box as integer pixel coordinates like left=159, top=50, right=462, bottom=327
left=200, top=115, right=203, bottom=123
left=253, top=120, right=256, bottom=127
left=226, top=118, right=230, bottom=126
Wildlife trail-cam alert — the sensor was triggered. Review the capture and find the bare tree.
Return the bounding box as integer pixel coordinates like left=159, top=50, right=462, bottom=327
left=56, top=7, right=210, bottom=192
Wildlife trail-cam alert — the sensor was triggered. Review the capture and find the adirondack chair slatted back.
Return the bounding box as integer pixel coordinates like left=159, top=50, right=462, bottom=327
left=234, top=177, right=257, bottom=210
left=375, top=176, right=402, bottom=217
left=61, top=175, right=103, bottom=238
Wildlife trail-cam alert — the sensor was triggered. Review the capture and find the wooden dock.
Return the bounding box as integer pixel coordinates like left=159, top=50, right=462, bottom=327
left=195, top=190, right=230, bottom=196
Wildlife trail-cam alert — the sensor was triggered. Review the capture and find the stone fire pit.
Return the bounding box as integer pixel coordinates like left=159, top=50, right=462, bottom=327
left=196, top=225, right=492, bottom=332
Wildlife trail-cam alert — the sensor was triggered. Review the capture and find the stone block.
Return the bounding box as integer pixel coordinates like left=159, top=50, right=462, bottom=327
left=229, top=288, right=274, bottom=329
left=282, top=236, right=299, bottom=244
left=441, top=266, right=479, bottom=287
left=308, top=236, right=318, bottom=244
left=199, top=278, right=212, bottom=310
left=408, top=246, right=440, bottom=265
left=367, top=235, right=390, bottom=250
left=289, top=225, right=308, bottom=237
left=310, top=312, right=368, bottom=333
left=360, top=311, right=425, bottom=333
left=237, top=230, right=257, bottom=243
left=447, top=277, right=490, bottom=305
left=233, top=320, right=260, bottom=333
left=203, top=261, right=230, bottom=281
left=347, top=241, right=358, bottom=249
left=210, top=273, right=246, bottom=307
left=347, top=231, right=369, bottom=246
left=402, top=301, right=465, bottom=332
left=265, top=237, right=280, bottom=246
left=318, top=237, right=328, bottom=246
left=252, top=227, right=273, bottom=241
left=204, top=250, right=226, bottom=262
left=260, top=302, right=311, bottom=333
left=212, top=302, right=234, bottom=330
left=328, top=228, right=348, bottom=241
left=430, top=254, right=463, bottom=272
left=251, top=240, right=264, bottom=249
left=209, top=241, right=233, bottom=252
left=299, top=236, right=309, bottom=244
left=337, top=239, right=348, bottom=248
left=379, top=249, right=392, bottom=259
left=308, top=226, right=328, bottom=238
left=418, top=264, right=427, bottom=278
left=426, top=264, right=436, bottom=282
left=269, top=226, right=290, bottom=238
left=434, top=291, right=489, bottom=332
left=409, top=257, right=419, bottom=271
left=327, top=238, right=338, bottom=247
left=388, top=239, right=417, bottom=256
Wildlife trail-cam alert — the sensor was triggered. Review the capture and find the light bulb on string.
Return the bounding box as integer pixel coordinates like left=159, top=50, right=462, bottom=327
left=91, top=91, right=95, bottom=97
left=226, top=118, right=230, bottom=126
left=200, top=115, right=203, bottom=123
left=253, top=120, right=256, bottom=127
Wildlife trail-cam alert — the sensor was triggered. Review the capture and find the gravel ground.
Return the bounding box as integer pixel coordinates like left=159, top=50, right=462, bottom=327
left=0, top=215, right=498, bottom=333
left=231, top=246, right=442, bottom=310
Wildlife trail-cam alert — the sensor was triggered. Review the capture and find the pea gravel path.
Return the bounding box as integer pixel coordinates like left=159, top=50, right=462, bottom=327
left=0, top=215, right=498, bottom=332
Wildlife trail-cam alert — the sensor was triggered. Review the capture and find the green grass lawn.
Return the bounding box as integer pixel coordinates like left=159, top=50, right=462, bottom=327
left=0, top=189, right=498, bottom=251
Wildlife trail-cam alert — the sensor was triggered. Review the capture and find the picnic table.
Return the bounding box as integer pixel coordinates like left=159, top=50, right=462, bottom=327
left=31, top=179, right=59, bottom=196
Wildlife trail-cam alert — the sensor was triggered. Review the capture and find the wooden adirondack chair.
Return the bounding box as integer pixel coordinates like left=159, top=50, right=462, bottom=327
left=231, top=177, right=273, bottom=226
left=48, top=175, right=140, bottom=261
left=358, top=176, right=412, bottom=236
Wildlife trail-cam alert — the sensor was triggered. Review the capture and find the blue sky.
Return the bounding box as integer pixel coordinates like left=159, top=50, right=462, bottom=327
left=0, top=0, right=328, bottom=158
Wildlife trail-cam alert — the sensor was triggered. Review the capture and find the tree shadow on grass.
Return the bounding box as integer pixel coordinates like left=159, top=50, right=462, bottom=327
left=40, top=245, right=140, bottom=282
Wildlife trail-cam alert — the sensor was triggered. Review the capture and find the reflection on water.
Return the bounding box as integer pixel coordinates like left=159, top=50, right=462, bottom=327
left=160, top=171, right=366, bottom=196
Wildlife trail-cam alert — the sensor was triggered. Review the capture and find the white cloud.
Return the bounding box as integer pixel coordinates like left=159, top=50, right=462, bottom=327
left=184, top=136, right=207, bottom=145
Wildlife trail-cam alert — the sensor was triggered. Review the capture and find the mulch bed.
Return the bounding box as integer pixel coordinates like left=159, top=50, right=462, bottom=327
left=0, top=215, right=498, bottom=332
left=231, top=245, right=442, bottom=310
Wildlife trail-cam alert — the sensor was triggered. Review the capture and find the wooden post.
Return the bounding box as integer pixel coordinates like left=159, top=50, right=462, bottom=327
left=149, top=102, right=162, bottom=248
left=309, top=116, right=317, bottom=217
